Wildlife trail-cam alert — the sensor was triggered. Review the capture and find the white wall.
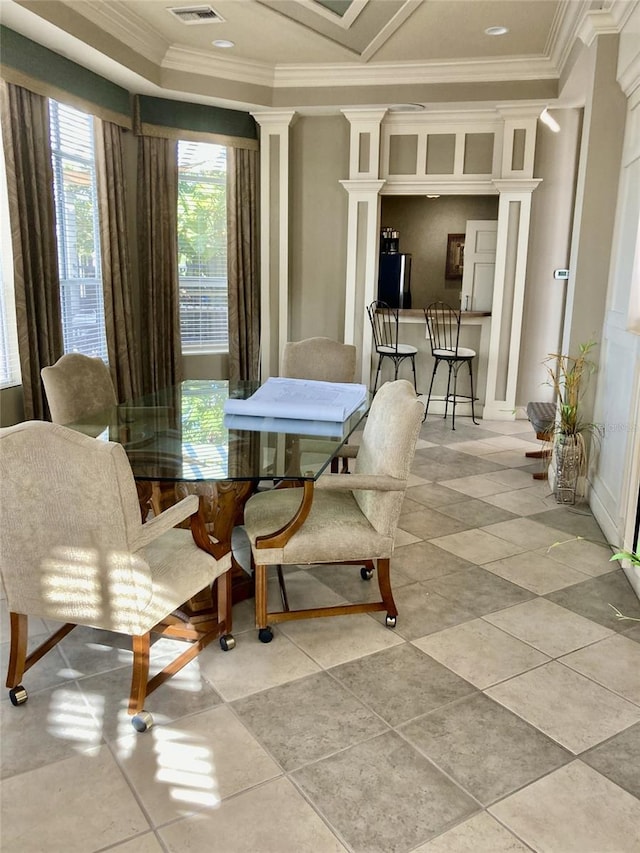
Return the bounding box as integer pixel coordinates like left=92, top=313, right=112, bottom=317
left=590, top=7, right=640, bottom=591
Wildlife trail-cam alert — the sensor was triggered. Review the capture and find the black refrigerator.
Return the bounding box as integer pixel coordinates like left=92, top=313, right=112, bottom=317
left=377, top=253, right=412, bottom=308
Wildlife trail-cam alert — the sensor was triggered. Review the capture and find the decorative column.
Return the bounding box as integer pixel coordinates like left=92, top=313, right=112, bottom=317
left=483, top=179, right=541, bottom=420
left=483, top=105, right=542, bottom=419
left=340, top=109, right=387, bottom=384
left=251, top=110, right=297, bottom=379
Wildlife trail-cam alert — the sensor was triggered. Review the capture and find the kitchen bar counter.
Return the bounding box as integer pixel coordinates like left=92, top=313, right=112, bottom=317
left=373, top=307, right=492, bottom=417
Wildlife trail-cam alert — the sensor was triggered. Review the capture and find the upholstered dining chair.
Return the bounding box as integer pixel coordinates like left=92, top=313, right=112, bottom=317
left=367, top=300, right=418, bottom=393
left=424, top=301, right=479, bottom=430
left=281, top=336, right=357, bottom=384
left=0, top=420, right=233, bottom=732
left=242, top=380, right=426, bottom=643
left=41, top=352, right=118, bottom=424
left=281, top=336, right=359, bottom=475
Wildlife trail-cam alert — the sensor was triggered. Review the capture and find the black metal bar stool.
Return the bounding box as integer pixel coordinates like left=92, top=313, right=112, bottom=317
left=367, top=300, right=418, bottom=393
left=423, top=301, right=478, bottom=430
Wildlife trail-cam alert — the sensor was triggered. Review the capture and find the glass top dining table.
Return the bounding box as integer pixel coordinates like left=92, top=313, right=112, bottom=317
left=66, top=379, right=370, bottom=484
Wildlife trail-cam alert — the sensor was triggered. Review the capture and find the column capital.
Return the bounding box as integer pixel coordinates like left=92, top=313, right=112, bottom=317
left=251, top=110, right=298, bottom=129
left=339, top=179, right=386, bottom=195
left=492, top=178, right=543, bottom=194
left=340, top=108, right=388, bottom=126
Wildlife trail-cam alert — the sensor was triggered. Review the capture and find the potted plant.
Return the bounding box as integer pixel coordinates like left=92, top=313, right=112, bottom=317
left=543, top=340, right=600, bottom=504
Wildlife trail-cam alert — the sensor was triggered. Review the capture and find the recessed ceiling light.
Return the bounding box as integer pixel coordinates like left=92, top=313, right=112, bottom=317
left=388, top=103, right=425, bottom=112
left=426, top=194, right=440, bottom=199
left=485, top=25, right=509, bottom=36
left=212, top=38, right=234, bottom=48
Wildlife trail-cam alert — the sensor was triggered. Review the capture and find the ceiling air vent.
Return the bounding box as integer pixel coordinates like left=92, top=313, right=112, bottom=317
left=168, top=5, right=225, bottom=25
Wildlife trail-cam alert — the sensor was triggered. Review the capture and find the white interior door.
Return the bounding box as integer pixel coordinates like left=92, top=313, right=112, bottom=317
left=461, top=220, right=498, bottom=312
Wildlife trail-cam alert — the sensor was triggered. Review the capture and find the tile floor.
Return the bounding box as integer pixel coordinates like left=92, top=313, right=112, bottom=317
left=2, top=414, right=640, bottom=853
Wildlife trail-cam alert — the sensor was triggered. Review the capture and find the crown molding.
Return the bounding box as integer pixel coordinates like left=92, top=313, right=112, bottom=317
left=577, top=1, right=637, bottom=48
left=162, top=46, right=276, bottom=87
left=60, top=0, right=169, bottom=64
left=159, top=48, right=561, bottom=90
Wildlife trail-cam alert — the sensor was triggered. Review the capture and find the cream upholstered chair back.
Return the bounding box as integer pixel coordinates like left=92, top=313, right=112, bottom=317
left=281, top=337, right=357, bottom=383
left=352, top=379, right=424, bottom=537
left=41, top=353, right=117, bottom=424
left=0, top=421, right=150, bottom=627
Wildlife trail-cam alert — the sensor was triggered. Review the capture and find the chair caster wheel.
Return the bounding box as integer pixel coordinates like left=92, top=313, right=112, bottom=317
left=9, top=685, right=28, bottom=706
left=360, top=567, right=374, bottom=580
left=220, top=633, right=236, bottom=651
left=131, top=710, right=154, bottom=733
left=385, top=615, right=397, bottom=628
left=258, top=627, right=273, bottom=643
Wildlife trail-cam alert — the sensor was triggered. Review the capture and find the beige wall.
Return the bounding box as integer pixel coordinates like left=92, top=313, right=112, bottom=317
left=289, top=115, right=350, bottom=343
left=0, top=385, right=24, bottom=427
left=380, top=195, right=499, bottom=308
left=516, top=107, right=583, bottom=408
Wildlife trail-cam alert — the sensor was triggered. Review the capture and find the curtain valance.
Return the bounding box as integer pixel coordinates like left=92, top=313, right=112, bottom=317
left=133, top=95, right=258, bottom=151
left=0, top=26, right=131, bottom=128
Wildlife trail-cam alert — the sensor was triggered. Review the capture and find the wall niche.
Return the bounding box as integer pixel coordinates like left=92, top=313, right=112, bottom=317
left=380, top=194, right=499, bottom=308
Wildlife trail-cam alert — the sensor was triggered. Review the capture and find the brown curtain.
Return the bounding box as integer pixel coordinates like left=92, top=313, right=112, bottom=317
left=137, top=135, right=181, bottom=394
left=95, top=119, right=141, bottom=401
left=227, top=146, right=260, bottom=381
left=0, top=81, right=62, bottom=419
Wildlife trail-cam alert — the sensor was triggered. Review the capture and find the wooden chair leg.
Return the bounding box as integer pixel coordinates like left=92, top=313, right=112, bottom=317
left=216, top=569, right=233, bottom=633
left=129, top=633, right=151, bottom=714
left=6, top=613, right=28, bottom=688
left=376, top=558, right=397, bottom=618
left=255, top=564, right=269, bottom=629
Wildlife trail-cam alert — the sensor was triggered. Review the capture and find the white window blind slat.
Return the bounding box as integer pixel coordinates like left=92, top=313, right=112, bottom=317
left=49, top=100, right=107, bottom=362
left=177, top=141, right=228, bottom=353
left=0, top=113, right=21, bottom=388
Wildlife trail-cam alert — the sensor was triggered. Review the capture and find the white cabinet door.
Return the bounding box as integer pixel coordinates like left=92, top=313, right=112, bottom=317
left=460, top=220, right=497, bottom=312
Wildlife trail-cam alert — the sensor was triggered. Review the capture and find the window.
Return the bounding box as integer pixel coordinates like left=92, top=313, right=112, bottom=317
left=49, top=100, right=107, bottom=360
left=177, top=141, right=228, bottom=353
left=0, top=115, right=20, bottom=388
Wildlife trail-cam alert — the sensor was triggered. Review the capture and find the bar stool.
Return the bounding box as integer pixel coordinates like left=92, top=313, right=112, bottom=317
left=367, top=300, right=418, bottom=393
left=424, top=301, right=478, bottom=430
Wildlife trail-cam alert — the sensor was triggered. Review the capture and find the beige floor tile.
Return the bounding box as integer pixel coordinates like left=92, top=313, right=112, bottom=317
left=448, top=436, right=536, bottom=455
left=481, top=450, right=533, bottom=467
left=486, top=661, right=640, bottom=753
left=113, top=705, right=281, bottom=824
left=413, top=619, right=548, bottom=689
left=489, top=761, right=640, bottom=853
left=198, top=629, right=320, bottom=701
left=484, top=469, right=540, bottom=489
left=484, top=598, right=615, bottom=657
left=544, top=537, right=618, bottom=577
left=1, top=684, right=104, bottom=779
left=108, top=834, right=165, bottom=852
left=439, top=474, right=516, bottom=498
left=408, top=472, right=432, bottom=486
left=413, top=811, right=530, bottom=852
left=159, top=776, right=347, bottom=852
left=279, top=612, right=404, bottom=668
left=443, top=439, right=506, bottom=456
left=415, top=438, right=437, bottom=450
left=483, top=550, right=591, bottom=594
left=482, top=518, right=570, bottom=550
left=559, top=634, right=640, bottom=704
left=480, top=420, right=534, bottom=436
left=483, top=486, right=558, bottom=517
left=395, top=528, right=422, bottom=546
left=0, top=745, right=149, bottom=852
left=429, top=529, right=529, bottom=563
